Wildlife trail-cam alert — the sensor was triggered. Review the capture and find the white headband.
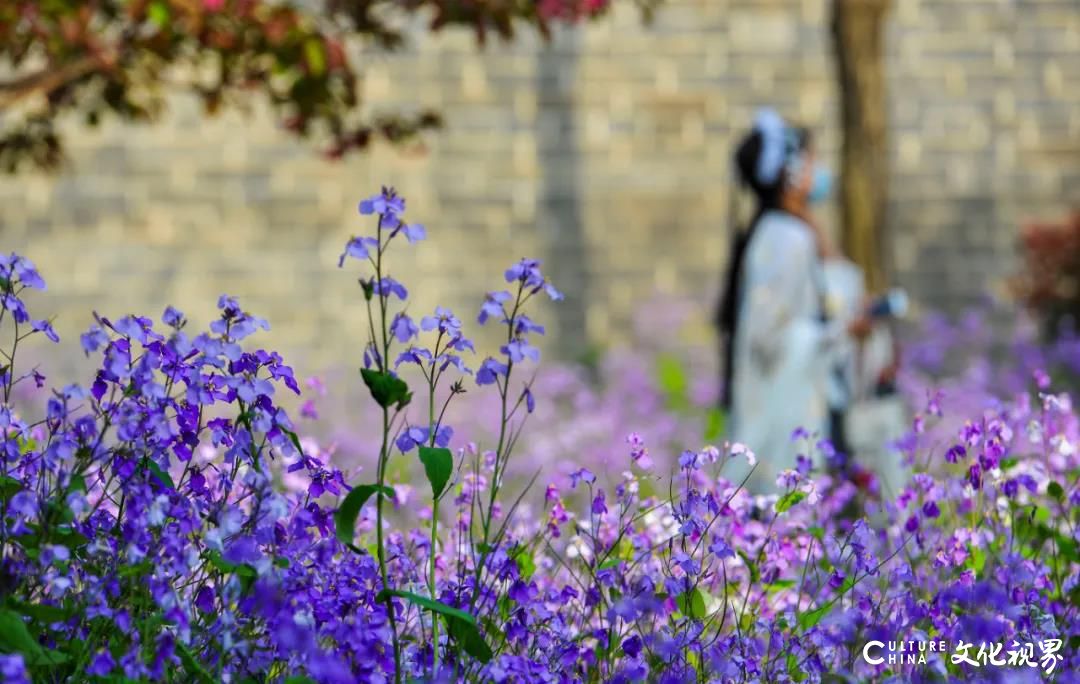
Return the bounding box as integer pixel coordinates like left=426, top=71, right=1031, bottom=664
left=753, top=108, right=792, bottom=187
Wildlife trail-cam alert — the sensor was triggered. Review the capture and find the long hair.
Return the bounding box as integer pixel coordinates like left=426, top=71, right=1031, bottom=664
left=716, top=126, right=809, bottom=409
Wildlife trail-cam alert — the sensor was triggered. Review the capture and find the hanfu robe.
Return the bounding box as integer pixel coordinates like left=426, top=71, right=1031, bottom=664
left=726, top=210, right=841, bottom=494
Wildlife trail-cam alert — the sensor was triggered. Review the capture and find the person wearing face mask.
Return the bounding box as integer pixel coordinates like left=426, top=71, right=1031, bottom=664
left=716, top=109, right=872, bottom=494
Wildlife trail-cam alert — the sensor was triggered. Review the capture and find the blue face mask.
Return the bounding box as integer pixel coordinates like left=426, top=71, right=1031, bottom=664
left=807, top=164, right=832, bottom=205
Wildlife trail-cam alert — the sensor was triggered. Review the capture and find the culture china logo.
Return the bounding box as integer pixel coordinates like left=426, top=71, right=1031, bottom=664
left=861, top=638, right=1065, bottom=676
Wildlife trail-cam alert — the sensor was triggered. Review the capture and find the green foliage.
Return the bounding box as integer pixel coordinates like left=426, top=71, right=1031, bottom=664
left=703, top=407, right=725, bottom=443
left=360, top=369, right=412, bottom=411
left=775, top=490, right=806, bottom=514
left=0, top=608, right=69, bottom=667
left=676, top=588, right=707, bottom=620
left=0, top=0, right=656, bottom=172
left=334, top=483, right=395, bottom=550
left=417, top=446, right=453, bottom=500
left=656, top=354, right=689, bottom=411
left=376, top=590, right=492, bottom=664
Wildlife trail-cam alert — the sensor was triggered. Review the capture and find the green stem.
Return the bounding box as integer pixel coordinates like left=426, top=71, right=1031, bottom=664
left=428, top=369, right=441, bottom=676
left=371, top=213, right=402, bottom=684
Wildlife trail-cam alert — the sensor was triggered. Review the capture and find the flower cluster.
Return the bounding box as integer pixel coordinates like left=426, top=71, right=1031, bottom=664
left=1, top=192, right=1077, bottom=683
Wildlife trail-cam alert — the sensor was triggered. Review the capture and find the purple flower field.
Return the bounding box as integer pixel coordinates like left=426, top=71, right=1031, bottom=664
left=1, top=189, right=1077, bottom=683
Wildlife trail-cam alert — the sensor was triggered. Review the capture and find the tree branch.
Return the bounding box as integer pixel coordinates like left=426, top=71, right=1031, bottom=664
left=0, top=55, right=106, bottom=110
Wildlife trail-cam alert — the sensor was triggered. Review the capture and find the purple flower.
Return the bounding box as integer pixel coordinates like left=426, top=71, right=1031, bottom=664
left=622, top=635, right=643, bottom=659
left=31, top=319, right=59, bottom=343
left=709, top=537, right=735, bottom=560
left=80, top=325, right=109, bottom=355
left=0, top=294, right=28, bottom=323
left=88, top=650, right=115, bottom=677
left=922, top=500, right=940, bottom=518
left=967, top=463, right=982, bottom=490
left=569, top=468, right=596, bottom=489
left=591, top=491, right=608, bottom=516
left=195, top=586, right=215, bottom=613
left=904, top=515, right=920, bottom=533
left=393, top=222, right=426, bottom=243
left=0, top=255, right=46, bottom=290
left=162, top=305, right=185, bottom=328
left=389, top=313, right=418, bottom=343
left=371, top=277, right=408, bottom=301
left=514, top=314, right=545, bottom=336
left=945, top=444, right=966, bottom=464
left=678, top=450, right=699, bottom=470
left=338, top=236, right=379, bottom=267
left=395, top=347, right=433, bottom=368
left=358, top=188, right=405, bottom=216
left=505, top=258, right=543, bottom=286
left=0, top=654, right=29, bottom=684
left=828, top=571, right=846, bottom=590
left=223, top=535, right=261, bottom=565
left=503, top=258, right=561, bottom=301
left=478, top=291, right=512, bottom=325
left=396, top=426, right=429, bottom=453
left=476, top=357, right=508, bottom=386
left=1033, top=368, right=1050, bottom=389
left=501, top=340, right=539, bottom=364
left=421, top=306, right=462, bottom=334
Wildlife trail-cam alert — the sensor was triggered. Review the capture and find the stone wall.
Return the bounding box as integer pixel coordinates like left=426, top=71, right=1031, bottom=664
left=1, top=0, right=1078, bottom=381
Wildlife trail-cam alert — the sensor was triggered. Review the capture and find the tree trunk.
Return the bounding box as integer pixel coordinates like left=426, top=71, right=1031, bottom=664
left=831, top=0, right=891, bottom=293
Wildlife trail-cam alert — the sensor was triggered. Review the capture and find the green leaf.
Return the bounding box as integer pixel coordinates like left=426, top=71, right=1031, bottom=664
left=446, top=614, right=493, bottom=664
left=9, top=599, right=70, bottom=624
left=304, top=39, right=326, bottom=77
left=0, top=608, right=43, bottom=660
left=1047, top=481, right=1065, bottom=503
left=31, top=648, right=68, bottom=667
left=966, top=546, right=987, bottom=573
left=656, top=354, right=688, bottom=411
left=378, top=589, right=492, bottom=663
left=360, top=369, right=411, bottom=410
left=377, top=590, right=477, bottom=624
left=360, top=279, right=375, bottom=301
left=798, top=576, right=855, bottom=630
left=285, top=677, right=317, bottom=684
left=775, top=490, right=806, bottom=514
left=764, top=579, right=796, bottom=593
left=797, top=603, right=833, bottom=630
left=417, top=446, right=453, bottom=500
left=204, top=551, right=257, bottom=591
left=703, top=408, right=726, bottom=443
left=334, top=483, right=394, bottom=549
left=50, top=526, right=89, bottom=551
left=143, top=459, right=175, bottom=490
left=737, top=550, right=760, bottom=584
left=511, top=545, right=536, bottom=580
left=676, top=588, right=708, bottom=620
left=282, top=428, right=305, bottom=458
left=176, top=642, right=215, bottom=684
left=147, top=1, right=170, bottom=28
left=0, top=476, right=22, bottom=502
left=67, top=473, right=87, bottom=495
left=1000, top=457, right=1019, bottom=470
left=117, top=561, right=154, bottom=578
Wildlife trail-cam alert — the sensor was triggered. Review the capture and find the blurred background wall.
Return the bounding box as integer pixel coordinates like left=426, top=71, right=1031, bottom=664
left=2, top=0, right=1079, bottom=382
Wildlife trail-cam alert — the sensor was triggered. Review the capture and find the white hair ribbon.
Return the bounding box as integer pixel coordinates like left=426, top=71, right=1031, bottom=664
left=753, top=108, right=789, bottom=187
